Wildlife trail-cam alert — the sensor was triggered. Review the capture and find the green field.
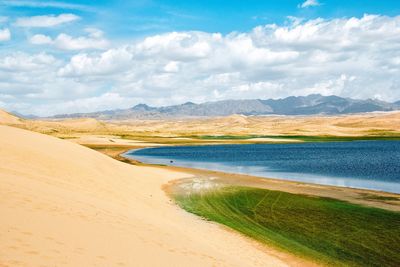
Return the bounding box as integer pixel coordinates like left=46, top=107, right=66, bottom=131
left=196, top=134, right=400, bottom=142
left=174, top=186, right=400, bottom=267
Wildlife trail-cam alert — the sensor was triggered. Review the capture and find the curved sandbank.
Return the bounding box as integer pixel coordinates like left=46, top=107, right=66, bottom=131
left=122, top=149, right=400, bottom=212
left=126, top=142, right=400, bottom=194
left=0, top=125, right=301, bottom=267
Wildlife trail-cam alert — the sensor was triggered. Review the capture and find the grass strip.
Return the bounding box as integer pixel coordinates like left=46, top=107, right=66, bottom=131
left=174, top=186, right=400, bottom=267
left=196, top=135, right=400, bottom=141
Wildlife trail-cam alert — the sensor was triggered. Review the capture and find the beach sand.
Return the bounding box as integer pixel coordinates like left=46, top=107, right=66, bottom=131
left=0, top=125, right=308, bottom=267
left=164, top=167, right=400, bottom=212
left=83, top=141, right=400, bottom=212
left=4, top=109, right=400, bottom=139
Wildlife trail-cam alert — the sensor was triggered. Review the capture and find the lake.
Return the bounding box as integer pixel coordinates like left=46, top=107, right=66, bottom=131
left=124, top=141, right=400, bottom=193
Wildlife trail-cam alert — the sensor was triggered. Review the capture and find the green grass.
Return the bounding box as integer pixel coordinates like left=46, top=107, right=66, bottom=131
left=196, top=134, right=266, bottom=140
left=195, top=134, right=400, bottom=142
left=174, top=186, right=400, bottom=267
left=359, top=193, right=400, bottom=202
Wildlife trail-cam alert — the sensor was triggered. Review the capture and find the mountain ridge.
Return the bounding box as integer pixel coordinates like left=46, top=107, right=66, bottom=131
left=49, top=94, right=400, bottom=120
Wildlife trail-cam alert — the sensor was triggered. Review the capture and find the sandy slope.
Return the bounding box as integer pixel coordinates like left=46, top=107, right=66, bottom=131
left=2, top=106, right=400, bottom=138
left=0, top=110, right=22, bottom=125
left=70, top=134, right=166, bottom=147
left=0, top=125, right=292, bottom=267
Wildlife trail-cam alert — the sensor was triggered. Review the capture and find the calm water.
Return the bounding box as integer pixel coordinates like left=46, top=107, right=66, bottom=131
left=125, top=141, right=400, bottom=193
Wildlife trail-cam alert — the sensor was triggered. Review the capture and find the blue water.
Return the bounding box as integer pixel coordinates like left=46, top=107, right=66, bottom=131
left=125, top=141, right=400, bottom=193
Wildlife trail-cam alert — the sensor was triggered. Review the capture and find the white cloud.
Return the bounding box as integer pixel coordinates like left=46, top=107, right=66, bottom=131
left=164, top=61, right=180, bottom=72
left=29, top=29, right=109, bottom=50
left=299, top=0, right=320, bottom=8
left=0, top=52, right=58, bottom=72
left=2, top=1, right=93, bottom=12
left=135, top=32, right=214, bottom=60
left=29, top=34, right=52, bottom=45
left=15, top=13, right=79, bottom=27
left=58, top=47, right=132, bottom=76
left=0, top=28, right=10, bottom=41
left=2, top=14, right=400, bottom=116
left=41, top=93, right=137, bottom=115
left=53, top=33, right=109, bottom=50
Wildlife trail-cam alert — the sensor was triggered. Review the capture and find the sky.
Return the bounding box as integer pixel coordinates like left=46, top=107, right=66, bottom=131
left=1, top=0, right=400, bottom=116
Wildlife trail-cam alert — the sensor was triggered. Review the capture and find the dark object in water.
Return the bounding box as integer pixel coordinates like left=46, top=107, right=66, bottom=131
left=130, top=141, right=400, bottom=193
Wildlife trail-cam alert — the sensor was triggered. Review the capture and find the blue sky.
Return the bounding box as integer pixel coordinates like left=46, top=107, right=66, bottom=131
left=1, top=0, right=400, bottom=115
left=3, top=0, right=400, bottom=39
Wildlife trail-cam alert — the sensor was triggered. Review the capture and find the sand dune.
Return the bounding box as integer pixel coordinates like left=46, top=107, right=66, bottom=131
left=0, top=110, right=22, bottom=125
left=2, top=107, right=400, bottom=138
left=131, top=111, right=400, bottom=136
left=0, top=125, right=292, bottom=267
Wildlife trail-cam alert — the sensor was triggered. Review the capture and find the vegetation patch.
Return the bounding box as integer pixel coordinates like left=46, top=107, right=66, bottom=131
left=174, top=186, right=400, bottom=267
left=196, top=134, right=400, bottom=142
left=359, top=193, right=400, bottom=202
left=196, top=134, right=266, bottom=140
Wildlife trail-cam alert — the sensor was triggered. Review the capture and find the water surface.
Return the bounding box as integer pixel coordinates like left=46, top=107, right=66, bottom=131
left=125, top=141, right=400, bottom=193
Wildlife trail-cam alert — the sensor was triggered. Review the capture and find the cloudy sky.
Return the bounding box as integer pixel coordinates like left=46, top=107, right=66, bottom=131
left=1, top=0, right=400, bottom=116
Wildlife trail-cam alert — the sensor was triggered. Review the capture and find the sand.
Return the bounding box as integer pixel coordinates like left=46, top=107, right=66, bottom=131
left=164, top=167, right=400, bottom=212
left=2, top=107, right=400, bottom=139
left=0, top=109, right=22, bottom=125
left=2, top=108, right=399, bottom=266
left=108, top=111, right=400, bottom=137
left=0, top=125, right=301, bottom=267
left=247, top=137, right=302, bottom=142
left=70, top=134, right=166, bottom=147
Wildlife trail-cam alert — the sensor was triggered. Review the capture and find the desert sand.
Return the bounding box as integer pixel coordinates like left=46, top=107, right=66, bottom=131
left=164, top=167, right=400, bottom=212
left=2, top=110, right=400, bottom=139
left=1, top=109, right=399, bottom=266
left=0, top=109, right=22, bottom=125
left=0, top=125, right=302, bottom=267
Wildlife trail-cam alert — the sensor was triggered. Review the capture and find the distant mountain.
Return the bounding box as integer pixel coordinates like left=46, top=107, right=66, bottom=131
left=0, top=109, right=23, bottom=124
left=50, top=94, right=400, bottom=120
left=11, top=111, right=38, bottom=120
left=262, top=95, right=398, bottom=115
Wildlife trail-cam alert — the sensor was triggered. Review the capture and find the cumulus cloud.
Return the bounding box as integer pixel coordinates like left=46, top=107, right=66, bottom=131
left=15, top=13, right=79, bottom=27
left=135, top=32, right=214, bottom=60
left=0, top=52, right=57, bottom=72
left=2, top=14, right=400, bottom=116
left=29, top=28, right=109, bottom=50
left=2, top=0, right=92, bottom=11
left=0, top=52, right=61, bottom=101
left=32, top=93, right=137, bottom=115
left=299, top=0, right=320, bottom=8
left=0, top=28, right=10, bottom=41
left=163, top=61, right=180, bottom=73
left=58, top=47, right=132, bottom=76
left=29, top=34, right=52, bottom=45
left=53, top=33, right=109, bottom=50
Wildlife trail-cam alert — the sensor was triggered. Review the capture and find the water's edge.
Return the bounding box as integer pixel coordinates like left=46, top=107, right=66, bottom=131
left=123, top=142, right=400, bottom=194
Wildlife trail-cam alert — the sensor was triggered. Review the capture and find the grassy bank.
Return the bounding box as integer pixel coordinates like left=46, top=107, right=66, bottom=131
left=174, top=186, right=400, bottom=267
left=195, top=134, right=400, bottom=142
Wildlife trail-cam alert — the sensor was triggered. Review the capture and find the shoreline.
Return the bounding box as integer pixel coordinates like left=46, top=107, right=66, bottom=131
left=163, top=164, right=400, bottom=212
left=1, top=125, right=300, bottom=267
left=3, top=110, right=400, bottom=266
left=116, top=147, right=400, bottom=211
left=116, top=148, right=400, bottom=212
left=81, top=144, right=323, bottom=266
left=3, top=127, right=396, bottom=266
left=126, top=141, right=400, bottom=195
left=115, top=145, right=400, bottom=265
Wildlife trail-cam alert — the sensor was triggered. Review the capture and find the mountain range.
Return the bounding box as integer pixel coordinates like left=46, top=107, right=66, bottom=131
left=51, top=94, right=400, bottom=120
